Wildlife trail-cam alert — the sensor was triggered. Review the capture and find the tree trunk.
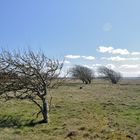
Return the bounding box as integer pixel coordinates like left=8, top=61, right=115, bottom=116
left=88, top=79, right=91, bottom=84
left=41, top=97, right=48, bottom=123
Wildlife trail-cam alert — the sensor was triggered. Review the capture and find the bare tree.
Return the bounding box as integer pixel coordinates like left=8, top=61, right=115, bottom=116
left=0, top=49, right=63, bottom=123
left=70, top=65, right=94, bottom=84
left=98, top=66, right=122, bottom=84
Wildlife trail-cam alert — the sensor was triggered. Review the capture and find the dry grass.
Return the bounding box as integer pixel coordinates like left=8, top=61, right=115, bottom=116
left=0, top=79, right=140, bottom=140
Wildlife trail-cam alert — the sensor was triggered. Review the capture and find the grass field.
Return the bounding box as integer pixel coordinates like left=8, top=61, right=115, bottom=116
left=0, top=79, right=140, bottom=140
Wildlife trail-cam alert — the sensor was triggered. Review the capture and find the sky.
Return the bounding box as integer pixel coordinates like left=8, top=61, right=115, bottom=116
left=0, top=0, right=140, bottom=77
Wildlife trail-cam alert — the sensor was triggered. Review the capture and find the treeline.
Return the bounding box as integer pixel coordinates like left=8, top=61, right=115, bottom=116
left=70, top=65, right=122, bottom=84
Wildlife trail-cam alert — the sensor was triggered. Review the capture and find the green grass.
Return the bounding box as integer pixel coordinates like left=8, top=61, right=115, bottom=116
left=0, top=79, right=140, bottom=140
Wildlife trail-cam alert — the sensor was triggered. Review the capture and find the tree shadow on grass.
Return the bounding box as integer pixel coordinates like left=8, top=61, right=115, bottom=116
left=0, top=115, right=43, bottom=128
left=0, top=115, right=21, bottom=128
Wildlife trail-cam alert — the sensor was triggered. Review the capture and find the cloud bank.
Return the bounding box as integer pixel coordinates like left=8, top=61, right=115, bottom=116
left=65, top=55, right=95, bottom=60
left=98, top=46, right=130, bottom=55
left=101, top=56, right=140, bottom=61
left=98, top=46, right=140, bottom=56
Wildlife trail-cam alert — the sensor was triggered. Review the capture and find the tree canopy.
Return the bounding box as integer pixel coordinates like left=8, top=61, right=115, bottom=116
left=98, top=66, right=122, bottom=84
left=70, top=65, right=94, bottom=84
left=0, top=49, right=63, bottom=123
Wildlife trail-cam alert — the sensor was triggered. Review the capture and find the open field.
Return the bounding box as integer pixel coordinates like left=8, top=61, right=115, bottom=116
left=0, top=79, right=140, bottom=140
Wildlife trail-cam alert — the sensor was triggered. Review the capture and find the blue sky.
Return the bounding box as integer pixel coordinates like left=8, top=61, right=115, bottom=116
left=0, top=0, right=140, bottom=76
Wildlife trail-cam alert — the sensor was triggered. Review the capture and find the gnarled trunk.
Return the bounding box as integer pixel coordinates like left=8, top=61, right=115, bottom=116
left=41, top=97, right=48, bottom=123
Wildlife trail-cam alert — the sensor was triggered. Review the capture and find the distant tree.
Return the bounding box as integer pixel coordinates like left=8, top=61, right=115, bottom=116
left=0, top=49, right=63, bottom=124
left=98, top=66, right=122, bottom=84
left=70, top=65, right=94, bottom=84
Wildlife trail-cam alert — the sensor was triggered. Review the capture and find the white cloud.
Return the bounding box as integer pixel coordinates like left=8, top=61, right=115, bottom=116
left=64, top=60, right=71, bottom=64
left=120, top=71, right=140, bottom=77
left=65, top=55, right=95, bottom=60
left=106, top=64, right=116, bottom=69
left=97, top=46, right=114, bottom=53
left=101, top=56, right=140, bottom=61
left=59, top=60, right=71, bottom=64
left=119, top=64, right=140, bottom=77
left=98, top=46, right=130, bottom=55
left=83, top=65, right=93, bottom=69
left=131, top=52, right=140, bottom=55
left=119, top=64, right=140, bottom=69
left=82, top=64, right=102, bottom=70
left=111, top=49, right=129, bottom=55
left=82, top=56, right=95, bottom=60
left=101, top=56, right=125, bottom=61
left=92, top=64, right=102, bottom=67
left=65, top=55, right=81, bottom=59
left=83, top=64, right=116, bottom=70
left=128, top=58, right=139, bottom=60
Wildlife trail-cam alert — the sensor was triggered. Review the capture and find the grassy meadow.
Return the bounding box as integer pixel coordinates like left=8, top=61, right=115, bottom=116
left=0, top=79, right=140, bottom=140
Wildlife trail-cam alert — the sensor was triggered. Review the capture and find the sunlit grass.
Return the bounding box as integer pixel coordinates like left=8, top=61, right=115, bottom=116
left=0, top=79, right=140, bottom=140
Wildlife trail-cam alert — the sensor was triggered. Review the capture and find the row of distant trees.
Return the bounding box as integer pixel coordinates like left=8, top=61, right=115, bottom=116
left=70, top=65, right=122, bottom=84
left=0, top=49, right=122, bottom=124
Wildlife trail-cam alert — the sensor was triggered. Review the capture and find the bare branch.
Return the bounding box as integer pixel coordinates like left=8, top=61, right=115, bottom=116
left=98, top=66, right=122, bottom=84
left=0, top=49, right=64, bottom=123
left=70, top=65, right=94, bottom=84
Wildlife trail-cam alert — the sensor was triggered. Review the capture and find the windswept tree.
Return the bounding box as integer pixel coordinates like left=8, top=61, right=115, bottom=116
left=98, top=66, right=122, bottom=84
left=70, top=65, right=94, bottom=84
left=0, top=49, right=63, bottom=123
